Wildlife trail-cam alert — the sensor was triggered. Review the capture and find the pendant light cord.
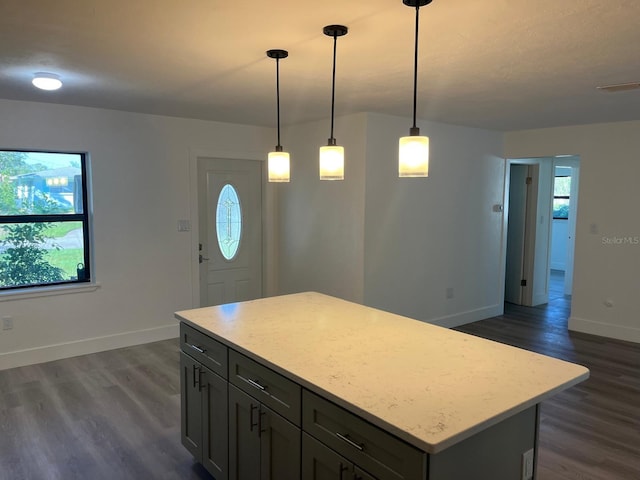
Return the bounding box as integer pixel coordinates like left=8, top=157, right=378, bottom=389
left=412, top=4, right=420, bottom=130
left=330, top=33, right=338, bottom=142
left=275, top=57, right=282, bottom=149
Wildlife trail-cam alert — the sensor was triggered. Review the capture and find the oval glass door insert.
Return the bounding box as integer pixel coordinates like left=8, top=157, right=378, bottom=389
left=216, top=184, right=242, bottom=260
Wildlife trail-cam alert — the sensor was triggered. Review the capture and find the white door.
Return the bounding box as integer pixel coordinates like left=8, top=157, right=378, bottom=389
left=505, top=164, right=539, bottom=305
left=198, top=158, right=262, bottom=307
left=564, top=160, right=580, bottom=295
left=505, top=165, right=528, bottom=305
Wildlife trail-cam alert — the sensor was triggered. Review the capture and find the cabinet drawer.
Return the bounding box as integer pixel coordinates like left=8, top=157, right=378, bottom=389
left=303, top=390, right=426, bottom=480
left=180, top=323, right=227, bottom=379
left=229, top=350, right=301, bottom=426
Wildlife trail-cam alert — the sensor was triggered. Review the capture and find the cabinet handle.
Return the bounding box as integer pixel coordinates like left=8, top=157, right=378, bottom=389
left=246, top=378, right=267, bottom=392
left=188, top=343, right=205, bottom=354
left=336, top=432, right=364, bottom=451
left=339, top=463, right=349, bottom=480
left=193, top=365, right=200, bottom=388
left=258, top=408, right=267, bottom=435
left=250, top=403, right=259, bottom=432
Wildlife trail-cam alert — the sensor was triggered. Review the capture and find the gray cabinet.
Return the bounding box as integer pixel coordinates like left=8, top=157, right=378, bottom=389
left=180, top=352, right=229, bottom=480
left=228, top=350, right=301, bottom=425
left=302, top=432, right=377, bottom=480
left=303, top=390, right=426, bottom=480
left=229, top=384, right=301, bottom=480
left=180, top=323, right=229, bottom=480
left=179, top=318, right=540, bottom=480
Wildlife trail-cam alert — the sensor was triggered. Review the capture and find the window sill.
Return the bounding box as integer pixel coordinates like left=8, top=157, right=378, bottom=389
left=0, top=282, right=101, bottom=302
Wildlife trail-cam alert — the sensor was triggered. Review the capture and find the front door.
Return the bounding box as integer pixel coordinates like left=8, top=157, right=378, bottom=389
left=198, top=158, right=262, bottom=307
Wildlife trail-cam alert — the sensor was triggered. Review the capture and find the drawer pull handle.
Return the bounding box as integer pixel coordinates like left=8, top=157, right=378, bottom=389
left=336, top=432, right=364, bottom=451
left=189, top=344, right=205, bottom=354
left=247, top=378, right=267, bottom=391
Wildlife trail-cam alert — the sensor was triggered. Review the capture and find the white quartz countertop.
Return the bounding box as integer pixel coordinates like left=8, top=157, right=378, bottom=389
left=175, top=292, right=589, bottom=454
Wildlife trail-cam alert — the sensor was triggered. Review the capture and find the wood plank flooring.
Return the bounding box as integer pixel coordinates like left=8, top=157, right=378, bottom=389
left=1, top=275, right=638, bottom=479
left=0, top=339, right=214, bottom=480
left=456, top=271, right=640, bottom=480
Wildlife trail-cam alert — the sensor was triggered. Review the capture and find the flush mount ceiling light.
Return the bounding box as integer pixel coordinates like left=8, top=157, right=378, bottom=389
left=32, top=72, right=63, bottom=91
left=319, top=25, right=348, bottom=181
left=266, top=49, right=290, bottom=183
left=399, top=0, right=433, bottom=178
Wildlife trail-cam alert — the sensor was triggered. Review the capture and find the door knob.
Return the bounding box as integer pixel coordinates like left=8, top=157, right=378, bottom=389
left=199, top=254, right=210, bottom=264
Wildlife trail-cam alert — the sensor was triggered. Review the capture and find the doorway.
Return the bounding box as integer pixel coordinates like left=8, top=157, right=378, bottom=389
left=502, top=156, right=580, bottom=307
left=197, top=157, right=263, bottom=307
left=550, top=157, right=580, bottom=296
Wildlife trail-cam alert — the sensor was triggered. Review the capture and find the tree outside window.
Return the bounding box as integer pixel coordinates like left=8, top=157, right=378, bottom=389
left=553, top=175, right=571, bottom=220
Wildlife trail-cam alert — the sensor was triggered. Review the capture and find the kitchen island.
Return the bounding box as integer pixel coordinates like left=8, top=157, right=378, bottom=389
left=176, top=292, right=589, bottom=480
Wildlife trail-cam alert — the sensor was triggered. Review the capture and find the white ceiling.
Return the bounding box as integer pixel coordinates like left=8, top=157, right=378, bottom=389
left=2, top=0, right=639, bottom=131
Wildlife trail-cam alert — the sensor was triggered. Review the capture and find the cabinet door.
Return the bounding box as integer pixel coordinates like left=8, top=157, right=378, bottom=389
left=354, top=466, right=378, bottom=480
left=302, top=432, right=351, bottom=480
left=202, top=366, right=229, bottom=480
left=260, top=405, right=301, bottom=480
left=180, top=352, right=202, bottom=461
left=229, top=384, right=261, bottom=480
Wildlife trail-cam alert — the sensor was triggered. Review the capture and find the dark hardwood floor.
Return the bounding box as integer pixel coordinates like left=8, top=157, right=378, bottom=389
left=1, top=272, right=638, bottom=479
left=456, top=271, right=640, bottom=480
left=0, top=339, right=214, bottom=480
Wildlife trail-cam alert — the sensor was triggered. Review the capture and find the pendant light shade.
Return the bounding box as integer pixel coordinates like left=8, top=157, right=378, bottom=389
left=399, top=129, right=429, bottom=177
left=268, top=149, right=290, bottom=182
left=320, top=25, right=348, bottom=181
left=267, top=49, right=290, bottom=182
left=399, top=0, right=432, bottom=178
left=319, top=143, right=345, bottom=180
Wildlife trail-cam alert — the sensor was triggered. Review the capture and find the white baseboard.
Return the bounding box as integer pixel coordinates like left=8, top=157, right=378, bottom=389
left=0, top=323, right=179, bottom=371
left=428, top=304, right=504, bottom=329
left=568, top=316, right=640, bottom=344
left=532, top=293, right=549, bottom=307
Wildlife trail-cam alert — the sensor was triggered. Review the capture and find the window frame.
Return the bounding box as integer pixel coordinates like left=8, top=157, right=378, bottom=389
left=0, top=149, right=92, bottom=292
left=552, top=174, right=571, bottom=220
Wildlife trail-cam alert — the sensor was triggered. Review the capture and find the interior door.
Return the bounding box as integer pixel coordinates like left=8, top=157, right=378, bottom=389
left=505, top=164, right=539, bottom=306
left=198, top=158, right=262, bottom=307
left=505, top=165, right=528, bottom=305
left=564, top=161, right=580, bottom=295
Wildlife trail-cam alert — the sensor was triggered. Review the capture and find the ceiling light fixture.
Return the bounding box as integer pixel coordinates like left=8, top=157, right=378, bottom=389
left=399, top=0, right=432, bottom=178
left=32, top=72, right=63, bottom=91
left=320, top=25, right=348, bottom=181
left=266, top=49, right=290, bottom=183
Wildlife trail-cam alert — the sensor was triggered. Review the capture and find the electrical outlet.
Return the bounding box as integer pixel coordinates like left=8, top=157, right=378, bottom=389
left=2, top=316, right=13, bottom=331
left=522, top=448, right=534, bottom=480
left=446, top=287, right=454, bottom=299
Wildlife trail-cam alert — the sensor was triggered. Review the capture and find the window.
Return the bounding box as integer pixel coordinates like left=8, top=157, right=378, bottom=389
left=553, top=175, right=571, bottom=219
left=0, top=150, right=91, bottom=290
left=216, top=184, right=242, bottom=260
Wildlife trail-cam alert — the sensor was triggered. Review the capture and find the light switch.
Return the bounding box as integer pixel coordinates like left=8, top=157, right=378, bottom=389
left=177, top=219, right=191, bottom=232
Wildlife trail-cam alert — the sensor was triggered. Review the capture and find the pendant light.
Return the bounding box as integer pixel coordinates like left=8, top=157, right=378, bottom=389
left=399, top=0, right=432, bottom=178
left=320, top=25, right=348, bottom=180
left=267, top=49, right=290, bottom=182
